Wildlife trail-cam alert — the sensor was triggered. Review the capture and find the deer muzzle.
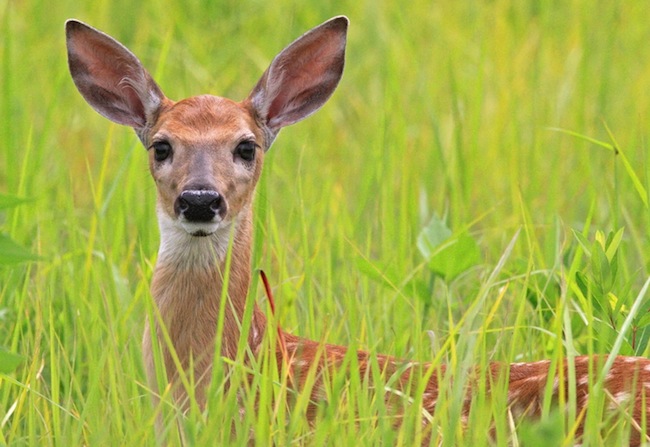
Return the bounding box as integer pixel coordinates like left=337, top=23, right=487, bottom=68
left=174, top=189, right=227, bottom=236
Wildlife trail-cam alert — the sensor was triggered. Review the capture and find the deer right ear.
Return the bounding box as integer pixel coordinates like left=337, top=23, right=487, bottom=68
left=65, top=19, right=165, bottom=131
left=247, top=16, right=348, bottom=147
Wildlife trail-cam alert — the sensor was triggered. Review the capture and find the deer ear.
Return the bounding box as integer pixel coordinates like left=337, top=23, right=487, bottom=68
left=247, top=16, right=348, bottom=145
left=65, top=19, right=165, bottom=130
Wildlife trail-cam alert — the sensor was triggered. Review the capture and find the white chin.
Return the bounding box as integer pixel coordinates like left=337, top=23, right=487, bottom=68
left=180, top=221, right=221, bottom=237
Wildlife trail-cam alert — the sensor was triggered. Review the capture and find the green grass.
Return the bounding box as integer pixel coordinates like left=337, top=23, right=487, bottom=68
left=2, top=0, right=650, bottom=445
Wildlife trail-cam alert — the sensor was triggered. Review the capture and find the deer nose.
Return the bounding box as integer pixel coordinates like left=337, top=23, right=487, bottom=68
left=175, top=190, right=224, bottom=222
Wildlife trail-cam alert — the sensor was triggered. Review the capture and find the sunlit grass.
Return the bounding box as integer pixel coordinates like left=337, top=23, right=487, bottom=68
left=2, top=0, right=650, bottom=445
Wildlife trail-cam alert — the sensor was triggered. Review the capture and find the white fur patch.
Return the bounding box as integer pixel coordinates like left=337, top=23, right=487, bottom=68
left=608, top=391, right=632, bottom=410
left=613, top=391, right=631, bottom=404
left=157, top=207, right=234, bottom=269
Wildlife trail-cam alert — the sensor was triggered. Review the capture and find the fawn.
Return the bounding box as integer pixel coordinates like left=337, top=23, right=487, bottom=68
left=66, top=16, right=650, bottom=444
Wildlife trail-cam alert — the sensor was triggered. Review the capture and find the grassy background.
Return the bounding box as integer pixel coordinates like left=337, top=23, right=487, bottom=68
left=2, top=0, right=650, bottom=445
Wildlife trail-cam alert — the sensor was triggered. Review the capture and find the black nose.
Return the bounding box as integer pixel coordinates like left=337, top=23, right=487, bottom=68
left=175, top=190, right=224, bottom=222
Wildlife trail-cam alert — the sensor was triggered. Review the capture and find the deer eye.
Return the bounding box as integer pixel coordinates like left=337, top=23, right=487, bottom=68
left=152, top=141, right=172, bottom=162
left=234, top=140, right=257, bottom=162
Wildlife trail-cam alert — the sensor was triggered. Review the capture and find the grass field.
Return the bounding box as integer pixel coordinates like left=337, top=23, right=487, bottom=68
left=2, top=0, right=650, bottom=445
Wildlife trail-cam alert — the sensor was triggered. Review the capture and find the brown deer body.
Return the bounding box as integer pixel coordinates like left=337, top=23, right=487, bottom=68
left=66, top=17, right=650, bottom=444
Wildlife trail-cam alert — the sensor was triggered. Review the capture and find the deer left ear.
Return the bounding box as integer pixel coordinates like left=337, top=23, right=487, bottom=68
left=247, top=16, right=348, bottom=147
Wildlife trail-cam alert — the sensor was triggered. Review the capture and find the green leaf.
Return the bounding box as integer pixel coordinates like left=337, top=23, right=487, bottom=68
left=552, top=126, right=648, bottom=208
left=427, top=232, right=481, bottom=281
left=0, top=347, right=24, bottom=374
left=590, top=241, right=612, bottom=296
left=603, top=123, right=648, bottom=208
left=417, top=215, right=452, bottom=260
left=575, top=271, right=590, bottom=299
left=604, top=228, right=624, bottom=262
left=635, top=300, right=650, bottom=328
left=571, top=229, right=592, bottom=256
left=524, top=269, right=559, bottom=322
left=635, top=313, right=650, bottom=328
left=598, top=277, right=650, bottom=378
left=548, top=127, right=616, bottom=151
left=417, top=215, right=481, bottom=281
left=0, top=193, right=31, bottom=210
left=635, top=327, right=650, bottom=356
left=0, top=233, right=39, bottom=265
left=355, top=256, right=400, bottom=289
left=517, top=411, right=565, bottom=447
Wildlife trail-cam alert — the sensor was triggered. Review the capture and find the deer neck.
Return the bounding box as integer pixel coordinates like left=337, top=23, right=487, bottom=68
left=150, top=203, right=267, bottom=367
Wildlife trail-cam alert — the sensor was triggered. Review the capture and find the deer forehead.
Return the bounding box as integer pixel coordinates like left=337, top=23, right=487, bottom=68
left=151, top=95, right=262, bottom=148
